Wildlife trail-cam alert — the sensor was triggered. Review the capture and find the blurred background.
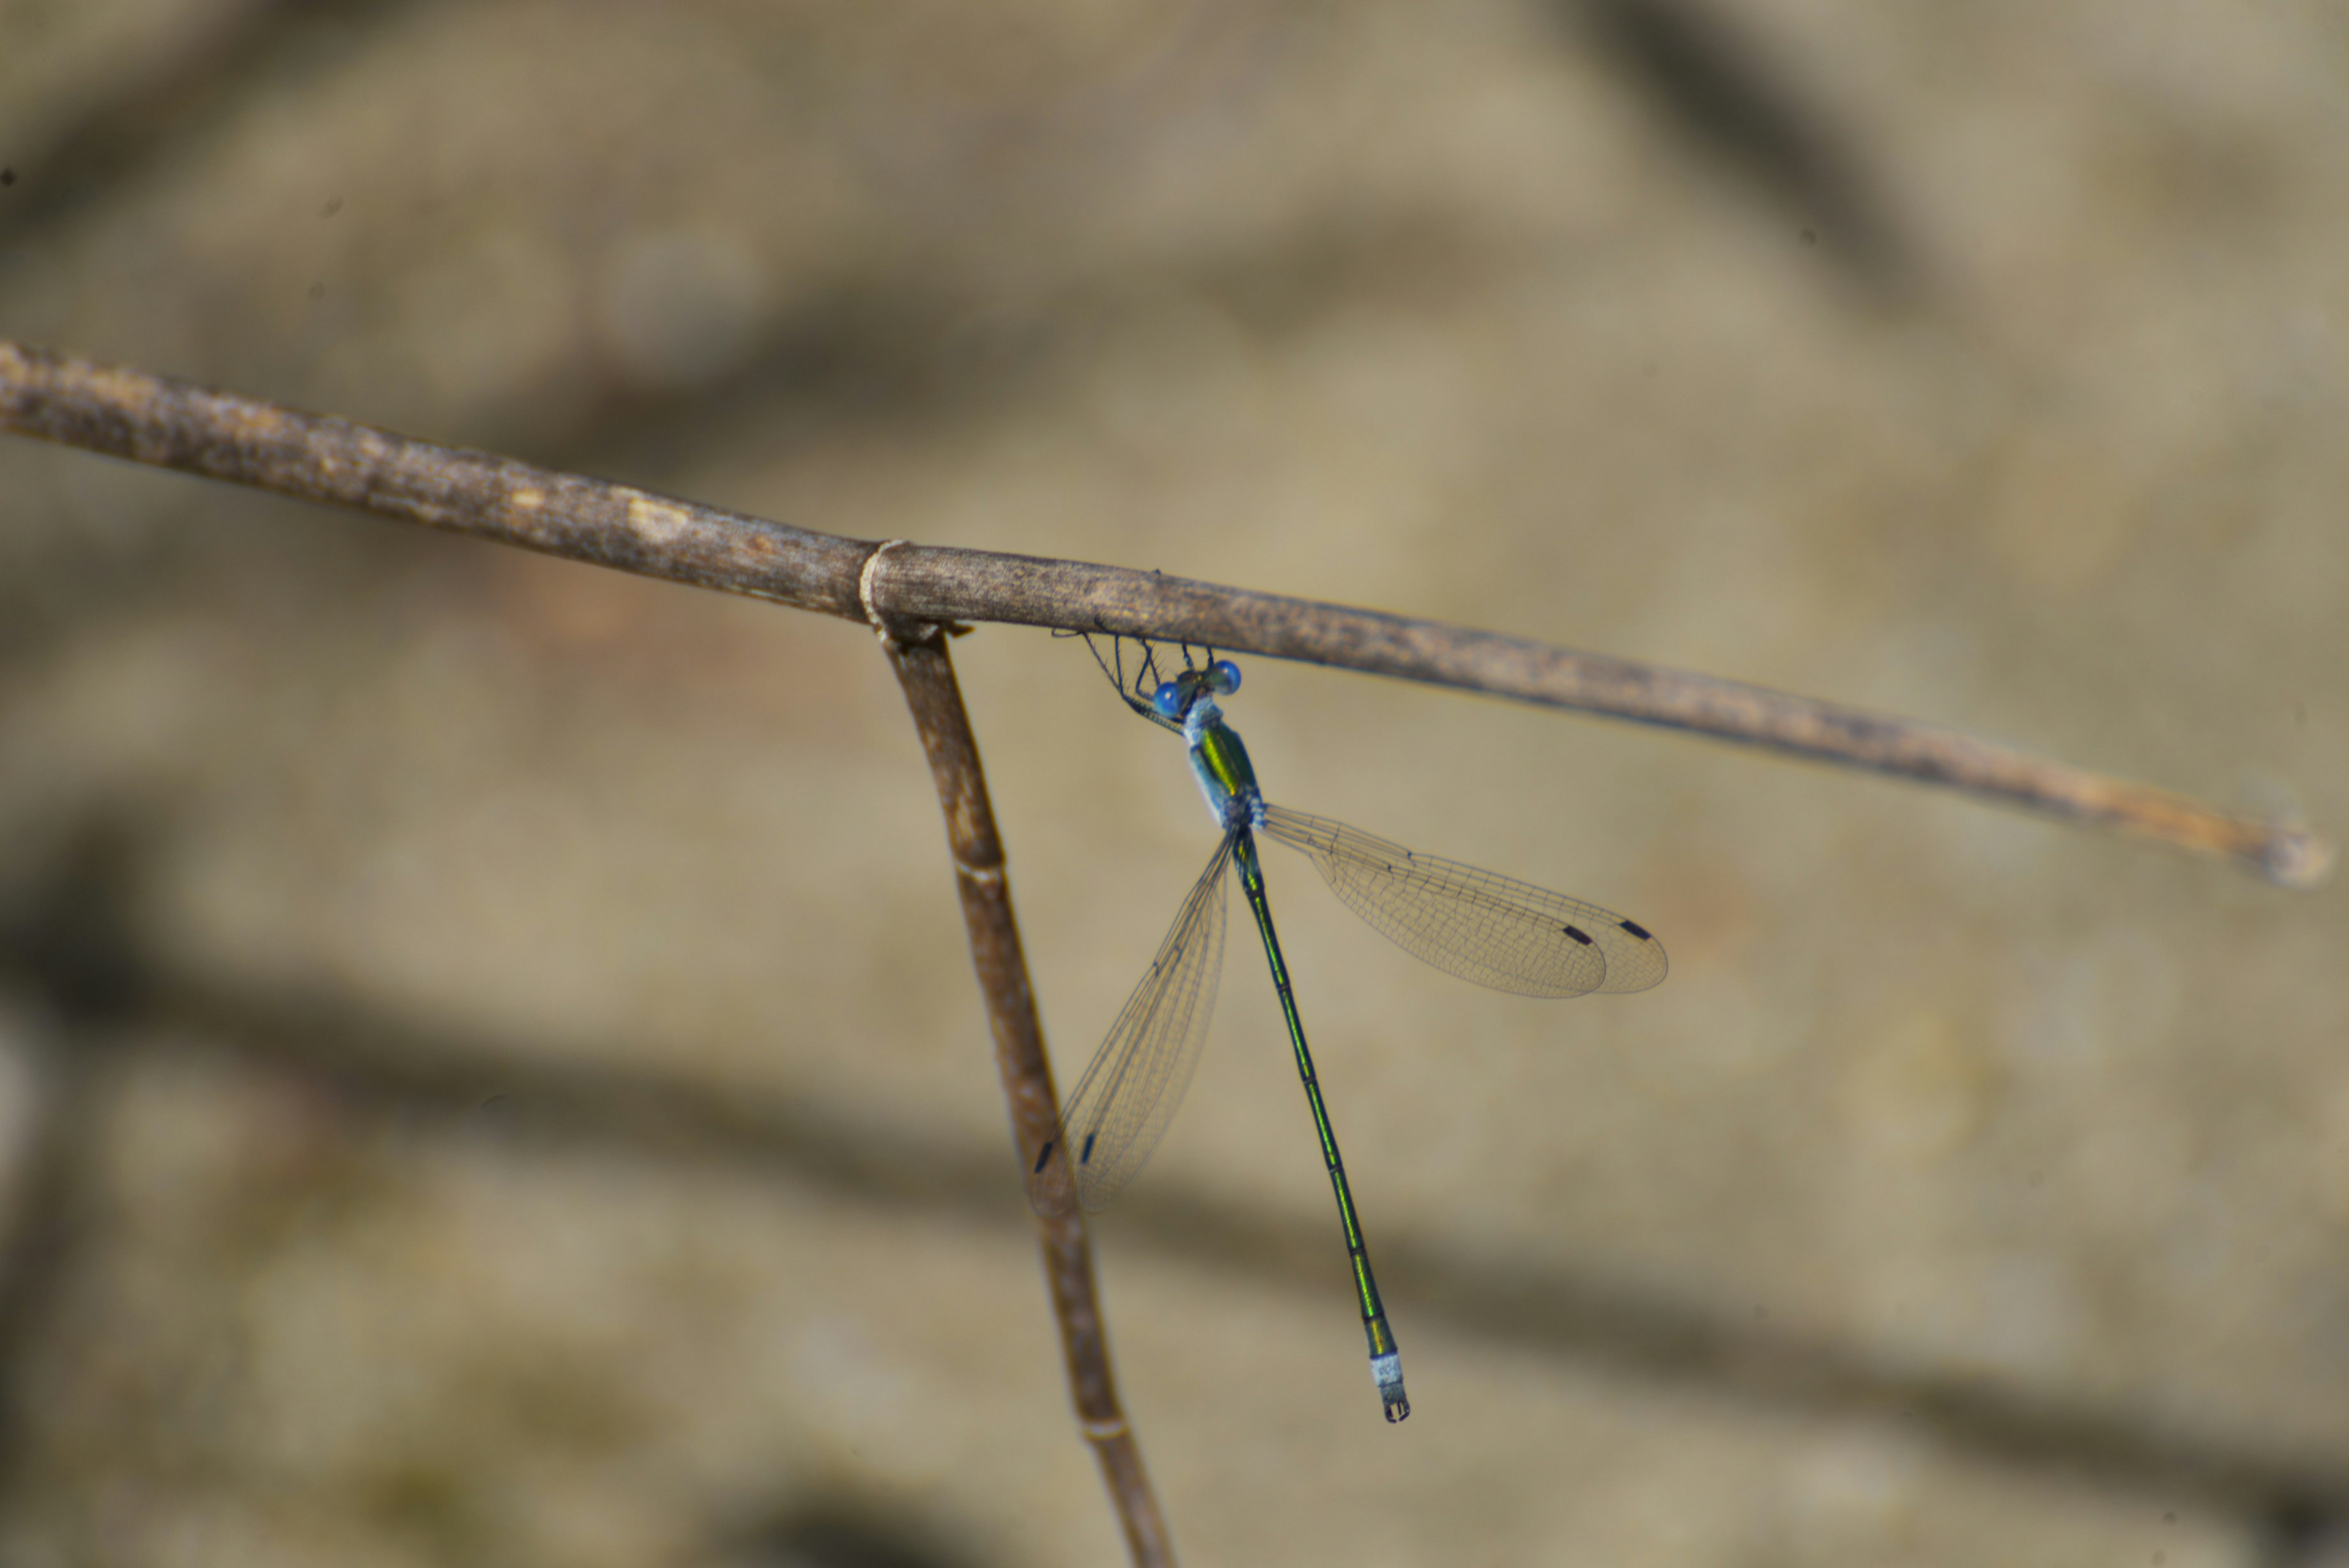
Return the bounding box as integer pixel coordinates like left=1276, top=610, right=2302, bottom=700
left=0, top=0, right=2343, bottom=1564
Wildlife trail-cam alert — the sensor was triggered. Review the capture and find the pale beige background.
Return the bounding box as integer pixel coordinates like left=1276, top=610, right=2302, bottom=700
left=0, top=2, right=2342, bottom=1565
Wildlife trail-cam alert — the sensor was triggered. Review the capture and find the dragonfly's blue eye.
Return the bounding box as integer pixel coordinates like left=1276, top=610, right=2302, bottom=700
left=1208, top=660, right=1241, bottom=695
left=1151, top=680, right=1186, bottom=718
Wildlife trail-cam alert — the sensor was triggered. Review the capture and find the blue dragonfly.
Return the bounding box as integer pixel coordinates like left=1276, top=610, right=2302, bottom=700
left=1030, top=641, right=1666, bottom=1421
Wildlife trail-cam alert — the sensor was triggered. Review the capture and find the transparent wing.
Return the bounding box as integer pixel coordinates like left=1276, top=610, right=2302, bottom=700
left=1258, top=803, right=1665, bottom=998
left=1029, top=834, right=1234, bottom=1216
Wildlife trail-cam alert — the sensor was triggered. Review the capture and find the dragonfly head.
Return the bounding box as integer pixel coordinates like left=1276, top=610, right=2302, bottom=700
left=1150, top=659, right=1241, bottom=721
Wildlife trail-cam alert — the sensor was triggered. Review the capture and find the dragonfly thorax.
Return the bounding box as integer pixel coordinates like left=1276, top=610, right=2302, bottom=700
left=1183, top=698, right=1264, bottom=833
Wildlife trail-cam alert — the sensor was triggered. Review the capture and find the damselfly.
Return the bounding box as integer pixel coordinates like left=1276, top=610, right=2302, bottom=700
left=1031, top=640, right=1666, bottom=1421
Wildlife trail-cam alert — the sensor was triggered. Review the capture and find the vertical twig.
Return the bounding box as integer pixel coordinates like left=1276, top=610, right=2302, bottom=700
left=863, top=546, right=1175, bottom=1567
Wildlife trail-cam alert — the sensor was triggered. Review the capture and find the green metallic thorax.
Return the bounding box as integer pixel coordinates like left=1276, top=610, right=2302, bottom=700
left=1184, top=702, right=1261, bottom=831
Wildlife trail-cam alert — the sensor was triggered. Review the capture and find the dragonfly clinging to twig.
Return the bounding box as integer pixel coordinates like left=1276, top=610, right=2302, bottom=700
left=1031, top=637, right=1666, bottom=1422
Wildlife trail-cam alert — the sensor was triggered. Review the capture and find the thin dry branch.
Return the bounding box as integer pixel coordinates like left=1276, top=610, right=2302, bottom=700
left=872, top=606, right=1175, bottom=1568
left=0, top=338, right=2328, bottom=888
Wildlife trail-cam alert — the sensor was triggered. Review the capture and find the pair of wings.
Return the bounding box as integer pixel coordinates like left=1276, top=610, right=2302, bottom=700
left=1028, top=803, right=1666, bottom=1216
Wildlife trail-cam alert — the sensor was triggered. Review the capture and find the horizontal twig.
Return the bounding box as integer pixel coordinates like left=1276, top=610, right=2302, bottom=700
left=0, top=339, right=2328, bottom=885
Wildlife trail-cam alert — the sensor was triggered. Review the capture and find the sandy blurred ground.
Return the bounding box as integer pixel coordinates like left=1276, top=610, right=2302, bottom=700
left=0, top=1, right=2343, bottom=1564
